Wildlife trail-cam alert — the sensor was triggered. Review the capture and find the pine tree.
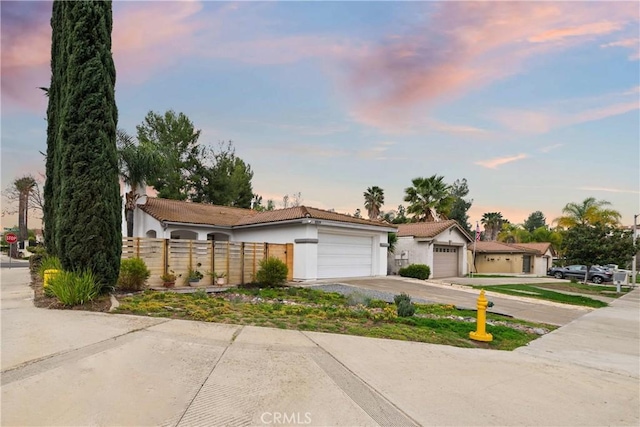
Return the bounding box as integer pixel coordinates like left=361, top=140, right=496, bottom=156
left=52, top=0, right=121, bottom=286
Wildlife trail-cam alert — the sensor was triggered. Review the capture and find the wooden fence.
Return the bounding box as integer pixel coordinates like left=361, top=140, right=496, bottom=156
left=122, top=238, right=293, bottom=287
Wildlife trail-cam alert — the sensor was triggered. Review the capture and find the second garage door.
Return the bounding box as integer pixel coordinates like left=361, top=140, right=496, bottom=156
left=317, top=233, right=373, bottom=279
left=433, top=246, right=458, bottom=278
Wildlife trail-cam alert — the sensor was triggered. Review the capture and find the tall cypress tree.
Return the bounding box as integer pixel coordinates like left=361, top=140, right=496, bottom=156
left=43, top=0, right=65, bottom=256
left=53, top=0, right=121, bottom=286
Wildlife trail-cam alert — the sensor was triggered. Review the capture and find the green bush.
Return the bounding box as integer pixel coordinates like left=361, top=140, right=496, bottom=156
left=398, top=264, right=430, bottom=280
left=117, top=258, right=150, bottom=292
left=397, top=300, right=416, bottom=317
left=394, top=292, right=412, bottom=306
left=46, top=270, right=100, bottom=306
left=38, top=255, right=62, bottom=280
left=255, top=257, right=288, bottom=287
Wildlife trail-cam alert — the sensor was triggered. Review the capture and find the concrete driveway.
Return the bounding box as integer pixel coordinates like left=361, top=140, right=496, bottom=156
left=328, top=276, right=591, bottom=326
left=2, top=267, right=639, bottom=426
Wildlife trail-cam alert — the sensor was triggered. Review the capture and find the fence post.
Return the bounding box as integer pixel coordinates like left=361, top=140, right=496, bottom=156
left=240, top=242, right=245, bottom=284
left=286, top=243, right=294, bottom=281
left=163, top=238, right=169, bottom=276
left=226, top=241, right=230, bottom=281
left=253, top=243, right=257, bottom=279
left=136, top=237, right=140, bottom=258
left=210, top=238, right=216, bottom=286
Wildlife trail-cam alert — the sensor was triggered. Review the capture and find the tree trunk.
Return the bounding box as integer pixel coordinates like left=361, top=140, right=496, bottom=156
left=126, top=208, right=134, bottom=238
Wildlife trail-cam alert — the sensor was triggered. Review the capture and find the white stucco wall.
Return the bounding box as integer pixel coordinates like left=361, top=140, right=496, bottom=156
left=234, top=222, right=318, bottom=281
left=128, top=206, right=393, bottom=281
left=389, top=227, right=469, bottom=277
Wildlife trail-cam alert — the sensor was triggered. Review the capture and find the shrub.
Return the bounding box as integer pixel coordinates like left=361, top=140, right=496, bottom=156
left=394, top=292, right=412, bottom=306
left=255, top=257, right=288, bottom=287
left=117, top=258, right=150, bottom=292
left=38, top=255, right=62, bottom=280
left=398, top=264, right=430, bottom=280
left=346, top=292, right=371, bottom=307
left=397, top=300, right=416, bottom=317
left=46, top=270, right=100, bottom=306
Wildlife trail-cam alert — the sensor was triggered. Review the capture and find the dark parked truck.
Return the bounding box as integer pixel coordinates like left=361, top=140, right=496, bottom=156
left=547, top=265, right=613, bottom=284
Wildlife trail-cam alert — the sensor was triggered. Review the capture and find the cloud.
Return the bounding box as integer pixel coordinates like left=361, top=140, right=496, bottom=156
left=601, top=38, right=640, bottom=61
left=491, top=85, right=640, bottom=134
left=493, top=100, right=639, bottom=133
left=357, top=141, right=397, bottom=160
left=528, top=21, right=623, bottom=43
left=1, top=1, right=206, bottom=112
left=342, top=2, right=638, bottom=129
left=475, top=154, right=528, bottom=169
left=539, top=144, right=563, bottom=153
left=578, top=187, right=640, bottom=194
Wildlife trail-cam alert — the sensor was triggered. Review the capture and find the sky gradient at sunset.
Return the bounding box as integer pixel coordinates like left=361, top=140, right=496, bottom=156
left=2, top=1, right=639, bottom=229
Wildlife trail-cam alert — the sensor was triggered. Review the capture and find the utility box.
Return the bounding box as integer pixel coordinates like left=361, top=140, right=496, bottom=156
left=613, top=271, right=628, bottom=293
left=614, top=271, right=629, bottom=285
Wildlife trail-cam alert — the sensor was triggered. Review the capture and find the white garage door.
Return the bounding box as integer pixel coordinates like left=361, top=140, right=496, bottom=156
left=317, top=233, right=373, bottom=279
left=433, top=246, right=458, bottom=278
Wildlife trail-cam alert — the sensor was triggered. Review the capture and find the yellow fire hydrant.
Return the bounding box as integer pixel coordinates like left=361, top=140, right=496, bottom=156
left=43, top=269, right=60, bottom=288
left=469, top=289, right=493, bottom=342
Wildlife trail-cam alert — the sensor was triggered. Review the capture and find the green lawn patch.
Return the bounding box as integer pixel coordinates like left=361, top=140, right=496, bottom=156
left=471, top=284, right=607, bottom=308
left=114, top=287, right=556, bottom=351
left=532, top=282, right=631, bottom=296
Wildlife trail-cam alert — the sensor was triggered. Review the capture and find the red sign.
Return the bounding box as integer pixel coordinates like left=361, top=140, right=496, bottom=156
left=5, top=233, right=18, bottom=244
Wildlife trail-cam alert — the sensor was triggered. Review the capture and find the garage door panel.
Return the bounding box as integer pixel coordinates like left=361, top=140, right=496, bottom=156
left=317, top=233, right=373, bottom=279
left=433, top=246, right=458, bottom=278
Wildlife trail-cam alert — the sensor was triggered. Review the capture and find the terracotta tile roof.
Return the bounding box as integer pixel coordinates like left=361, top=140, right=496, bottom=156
left=397, top=220, right=472, bottom=241
left=140, top=198, right=395, bottom=229
left=140, top=197, right=258, bottom=227
left=471, top=241, right=539, bottom=254
left=235, top=206, right=395, bottom=229
left=510, top=242, right=555, bottom=256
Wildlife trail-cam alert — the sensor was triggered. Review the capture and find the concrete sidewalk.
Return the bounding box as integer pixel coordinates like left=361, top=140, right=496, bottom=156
left=2, top=267, right=639, bottom=426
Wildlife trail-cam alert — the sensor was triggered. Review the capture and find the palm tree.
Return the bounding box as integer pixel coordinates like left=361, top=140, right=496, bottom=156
left=13, top=176, right=36, bottom=246
left=554, top=197, right=621, bottom=228
left=404, top=175, right=453, bottom=222
left=497, top=223, right=531, bottom=243
left=481, top=212, right=505, bottom=241
left=363, top=186, right=384, bottom=219
left=117, top=129, right=163, bottom=237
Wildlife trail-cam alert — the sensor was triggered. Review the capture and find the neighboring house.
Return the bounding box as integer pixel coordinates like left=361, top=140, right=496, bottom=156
left=128, top=197, right=396, bottom=281
left=390, top=220, right=472, bottom=278
left=468, top=241, right=556, bottom=276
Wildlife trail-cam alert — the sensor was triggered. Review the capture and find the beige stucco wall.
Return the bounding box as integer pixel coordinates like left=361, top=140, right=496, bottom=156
left=475, top=253, right=523, bottom=274
left=467, top=250, right=550, bottom=275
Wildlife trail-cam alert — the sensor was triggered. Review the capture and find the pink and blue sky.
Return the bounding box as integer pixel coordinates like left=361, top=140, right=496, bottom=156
left=2, top=1, right=639, bottom=229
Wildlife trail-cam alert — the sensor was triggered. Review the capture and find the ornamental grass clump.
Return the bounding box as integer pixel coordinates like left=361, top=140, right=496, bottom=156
left=46, top=270, right=100, bottom=306
left=255, top=257, right=288, bottom=287
left=37, top=255, right=62, bottom=280
left=116, top=257, right=151, bottom=292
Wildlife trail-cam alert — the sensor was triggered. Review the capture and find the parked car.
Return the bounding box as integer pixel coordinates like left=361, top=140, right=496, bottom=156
left=547, top=265, right=613, bottom=284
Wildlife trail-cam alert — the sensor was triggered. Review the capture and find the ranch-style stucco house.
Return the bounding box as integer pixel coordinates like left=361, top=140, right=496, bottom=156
left=390, top=220, right=473, bottom=278
left=468, top=241, right=556, bottom=276
left=127, top=197, right=396, bottom=281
